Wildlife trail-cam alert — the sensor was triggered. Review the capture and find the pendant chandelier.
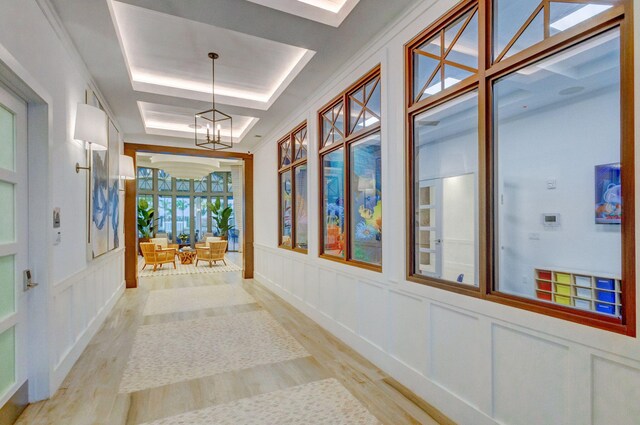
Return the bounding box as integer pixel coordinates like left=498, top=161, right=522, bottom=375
left=194, top=52, right=233, bottom=150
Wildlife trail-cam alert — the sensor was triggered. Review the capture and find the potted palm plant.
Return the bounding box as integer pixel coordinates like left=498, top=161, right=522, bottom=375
left=137, top=199, right=155, bottom=254
left=207, top=198, right=234, bottom=249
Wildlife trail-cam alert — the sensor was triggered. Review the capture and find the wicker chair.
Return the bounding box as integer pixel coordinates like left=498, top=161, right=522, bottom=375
left=140, top=242, right=177, bottom=271
left=150, top=237, right=180, bottom=252
left=195, top=240, right=228, bottom=267
left=195, top=236, right=222, bottom=249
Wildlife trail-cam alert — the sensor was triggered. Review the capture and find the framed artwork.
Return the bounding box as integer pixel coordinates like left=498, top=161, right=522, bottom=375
left=108, top=119, right=120, bottom=250
left=595, top=163, right=622, bottom=224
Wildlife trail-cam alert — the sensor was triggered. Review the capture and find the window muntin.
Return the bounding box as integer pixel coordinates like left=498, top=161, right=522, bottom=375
left=176, top=178, right=190, bottom=192
left=278, top=123, right=308, bottom=252
left=493, top=0, right=616, bottom=62
left=413, top=91, right=478, bottom=286
left=412, top=6, right=478, bottom=102
left=319, top=67, right=382, bottom=270
left=137, top=167, right=153, bottom=191
left=158, top=170, right=171, bottom=191
left=321, top=101, right=345, bottom=148
left=406, top=0, right=633, bottom=334
left=211, top=172, right=225, bottom=192
left=494, top=29, right=622, bottom=317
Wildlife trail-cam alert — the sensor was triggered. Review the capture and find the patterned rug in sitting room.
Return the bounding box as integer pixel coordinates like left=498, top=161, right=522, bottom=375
left=139, top=258, right=242, bottom=277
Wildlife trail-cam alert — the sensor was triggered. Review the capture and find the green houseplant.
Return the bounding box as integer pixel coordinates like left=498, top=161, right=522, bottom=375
left=137, top=199, right=155, bottom=239
left=207, top=198, right=235, bottom=239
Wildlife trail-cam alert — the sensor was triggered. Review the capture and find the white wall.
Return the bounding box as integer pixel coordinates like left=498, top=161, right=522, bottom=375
left=252, top=1, right=640, bottom=424
left=0, top=0, right=125, bottom=399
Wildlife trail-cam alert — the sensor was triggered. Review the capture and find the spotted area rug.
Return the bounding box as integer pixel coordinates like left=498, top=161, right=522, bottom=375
left=119, top=311, right=310, bottom=393
left=143, top=285, right=256, bottom=316
left=138, top=258, right=241, bottom=277
left=139, top=378, right=380, bottom=425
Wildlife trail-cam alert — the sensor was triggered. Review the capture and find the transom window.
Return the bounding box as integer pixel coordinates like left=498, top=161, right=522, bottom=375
left=406, top=0, right=634, bottom=335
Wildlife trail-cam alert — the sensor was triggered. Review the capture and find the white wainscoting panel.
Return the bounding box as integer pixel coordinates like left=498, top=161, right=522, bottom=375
left=592, top=355, right=640, bottom=425
left=429, top=304, right=482, bottom=409
left=356, top=280, right=386, bottom=350
left=492, top=325, right=569, bottom=425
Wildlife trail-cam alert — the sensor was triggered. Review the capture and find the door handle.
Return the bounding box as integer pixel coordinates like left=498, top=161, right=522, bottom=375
left=23, top=270, right=38, bottom=291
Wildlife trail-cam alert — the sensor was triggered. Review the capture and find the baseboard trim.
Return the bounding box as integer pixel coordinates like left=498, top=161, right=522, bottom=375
left=0, top=381, right=28, bottom=425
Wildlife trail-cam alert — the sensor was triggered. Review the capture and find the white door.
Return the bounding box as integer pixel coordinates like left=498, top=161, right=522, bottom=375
left=0, top=83, right=29, bottom=410
left=417, top=178, right=442, bottom=278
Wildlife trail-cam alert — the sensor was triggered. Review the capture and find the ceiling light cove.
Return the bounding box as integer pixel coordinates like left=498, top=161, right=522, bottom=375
left=137, top=102, right=259, bottom=143
left=246, top=0, right=360, bottom=27
left=109, top=1, right=315, bottom=110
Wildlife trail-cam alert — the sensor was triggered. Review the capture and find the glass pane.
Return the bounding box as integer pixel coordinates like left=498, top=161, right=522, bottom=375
left=0, top=327, right=15, bottom=398
left=503, top=10, right=544, bottom=59
left=413, top=91, right=478, bottom=286
left=158, top=170, right=171, bottom=191
left=0, top=104, right=15, bottom=171
left=322, top=114, right=333, bottom=147
left=323, top=148, right=345, bottom=257
left=349, top=95, right=365, bottom=133
left=0, top=255, right=15, bottom=319
left=157, top=196, right=173, bottom=241
left=211, top=172, right=224, bottom=192
left=280, top=171, right=292, bottom=247
left=137, top=167, right=153, bottom=191
left=414, top=53, right=439, bottom=102
left=227, top=172, right=233, bottom=192
left=194, top=176, right=207, bottom=193
left=136, top=195, right=153, bottom=237
left=494, top=29, right=621, bottom=316
left=494, top=0, right=541, bottom=59
left=194, top=197, right=208, bottom=243
left=295, top=164, right=308, bottom=250
left=366, top=79, right=381, bottom=120
left=281, top=140, right=292, bottom=167
left=294, top=128, right=308, bottom=161
left=550, top=3, right=613, bottom=36
left=0, top=182, right=14, bottom=243
left=176, top=196, right=190, bottom=244
left=333, top=102, right=344, bottom=142
left=176, top=179, right=190, bottom=192
left=444, top=14, right=467, bottom=50
left=418, top=34, right=441, bottom=57
left=350, top=133, right=382, bottom=266
left=420, top=66, right=442, bottom=100
left=227, top=196, right=235, bottom=224
left=446, top=11, right=478, bottom=69
left=443, top=64, right=474, bottom=88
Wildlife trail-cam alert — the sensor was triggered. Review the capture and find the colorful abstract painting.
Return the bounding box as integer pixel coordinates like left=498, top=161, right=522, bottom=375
left=595, top=163, right=622, bottom=224
left=108, top=120, right=120, bottom=250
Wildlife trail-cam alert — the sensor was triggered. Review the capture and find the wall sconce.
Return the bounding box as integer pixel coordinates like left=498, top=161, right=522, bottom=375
left=119, top=154, right=135, bottom=191
left=74, top=103, right=107, bottom=173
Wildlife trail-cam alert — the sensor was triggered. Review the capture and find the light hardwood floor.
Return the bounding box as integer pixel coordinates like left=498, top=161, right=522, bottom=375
left=16, top=255, right=451, bottom=425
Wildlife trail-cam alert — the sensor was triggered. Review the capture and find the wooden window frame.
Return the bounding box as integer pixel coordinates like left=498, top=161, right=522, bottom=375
left=278, top=121, right=308, bottom=253
left=405, top=0, right=635, bottom=336
left=318, top=65, right=382, bottom=272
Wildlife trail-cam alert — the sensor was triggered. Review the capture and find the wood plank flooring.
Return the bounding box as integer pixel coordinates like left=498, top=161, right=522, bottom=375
left=16, top=256, right=449, bottom=425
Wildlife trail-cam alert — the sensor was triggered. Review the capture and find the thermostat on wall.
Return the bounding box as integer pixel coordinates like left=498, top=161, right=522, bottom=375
left=542, top=213, right=561, bottom=227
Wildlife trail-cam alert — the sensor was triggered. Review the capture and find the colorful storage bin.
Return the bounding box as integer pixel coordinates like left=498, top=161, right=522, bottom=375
left=576, top=287, right=592, bottom=298
left=575, top=275, right=591, bottom=288
left=574, top=299, right=591, bottom=310
left=555, top=273, right=571, bottom=285
left=536, top=291, right=552, bottom=301
left=596, top=302, right=615, bottom=315
left=554, top=295, right=571, bottom=306
left=556, top=284, right=571, bottom=296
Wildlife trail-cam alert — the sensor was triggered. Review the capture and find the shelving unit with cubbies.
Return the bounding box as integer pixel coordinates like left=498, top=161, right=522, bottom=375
left=417, top=184, right=436, bottom=275
left=534, top=268, right=622, bottom=317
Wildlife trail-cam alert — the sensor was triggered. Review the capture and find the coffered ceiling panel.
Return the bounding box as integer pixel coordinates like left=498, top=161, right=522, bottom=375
left=246, top=0, right=360, bottom=26
left=138, top=102, right=259, bottom=142
left=109, top=0, right=315, bottom=110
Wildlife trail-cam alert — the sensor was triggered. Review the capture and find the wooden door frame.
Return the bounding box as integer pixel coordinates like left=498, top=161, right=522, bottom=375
left=123, top=143, right=254, bottom=288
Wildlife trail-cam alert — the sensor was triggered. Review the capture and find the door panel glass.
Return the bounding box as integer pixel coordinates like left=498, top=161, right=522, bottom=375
left=0, top=104, right=15, bottom=171
left=194, top=196, right=208, bottom=243
left=157, top=196, right=172, bottom=241
left=0, top=327, right=15, bottom=398
left=176, top=196, right=190, bottom=244
left=0, top=182, right=15, bottom=243
left=413, top=91, right=479, bottom=286
left=0, top=255, right=15, bottom=319
left=349, top=133, right=382, bottom=266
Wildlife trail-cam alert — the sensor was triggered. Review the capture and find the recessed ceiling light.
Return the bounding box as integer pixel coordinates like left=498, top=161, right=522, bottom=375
left=559, top=86, right=585, bottom=96
left=188, top=123, right=203, bottom=129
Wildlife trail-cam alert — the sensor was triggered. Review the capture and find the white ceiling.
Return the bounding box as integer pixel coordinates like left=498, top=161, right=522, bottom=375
left=246, top=0, right=360, bottom=26
left=51, top=0, right=419, bottom=152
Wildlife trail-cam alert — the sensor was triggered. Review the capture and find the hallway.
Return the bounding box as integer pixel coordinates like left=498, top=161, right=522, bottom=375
left=15, top=265, right=445, bottom=425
